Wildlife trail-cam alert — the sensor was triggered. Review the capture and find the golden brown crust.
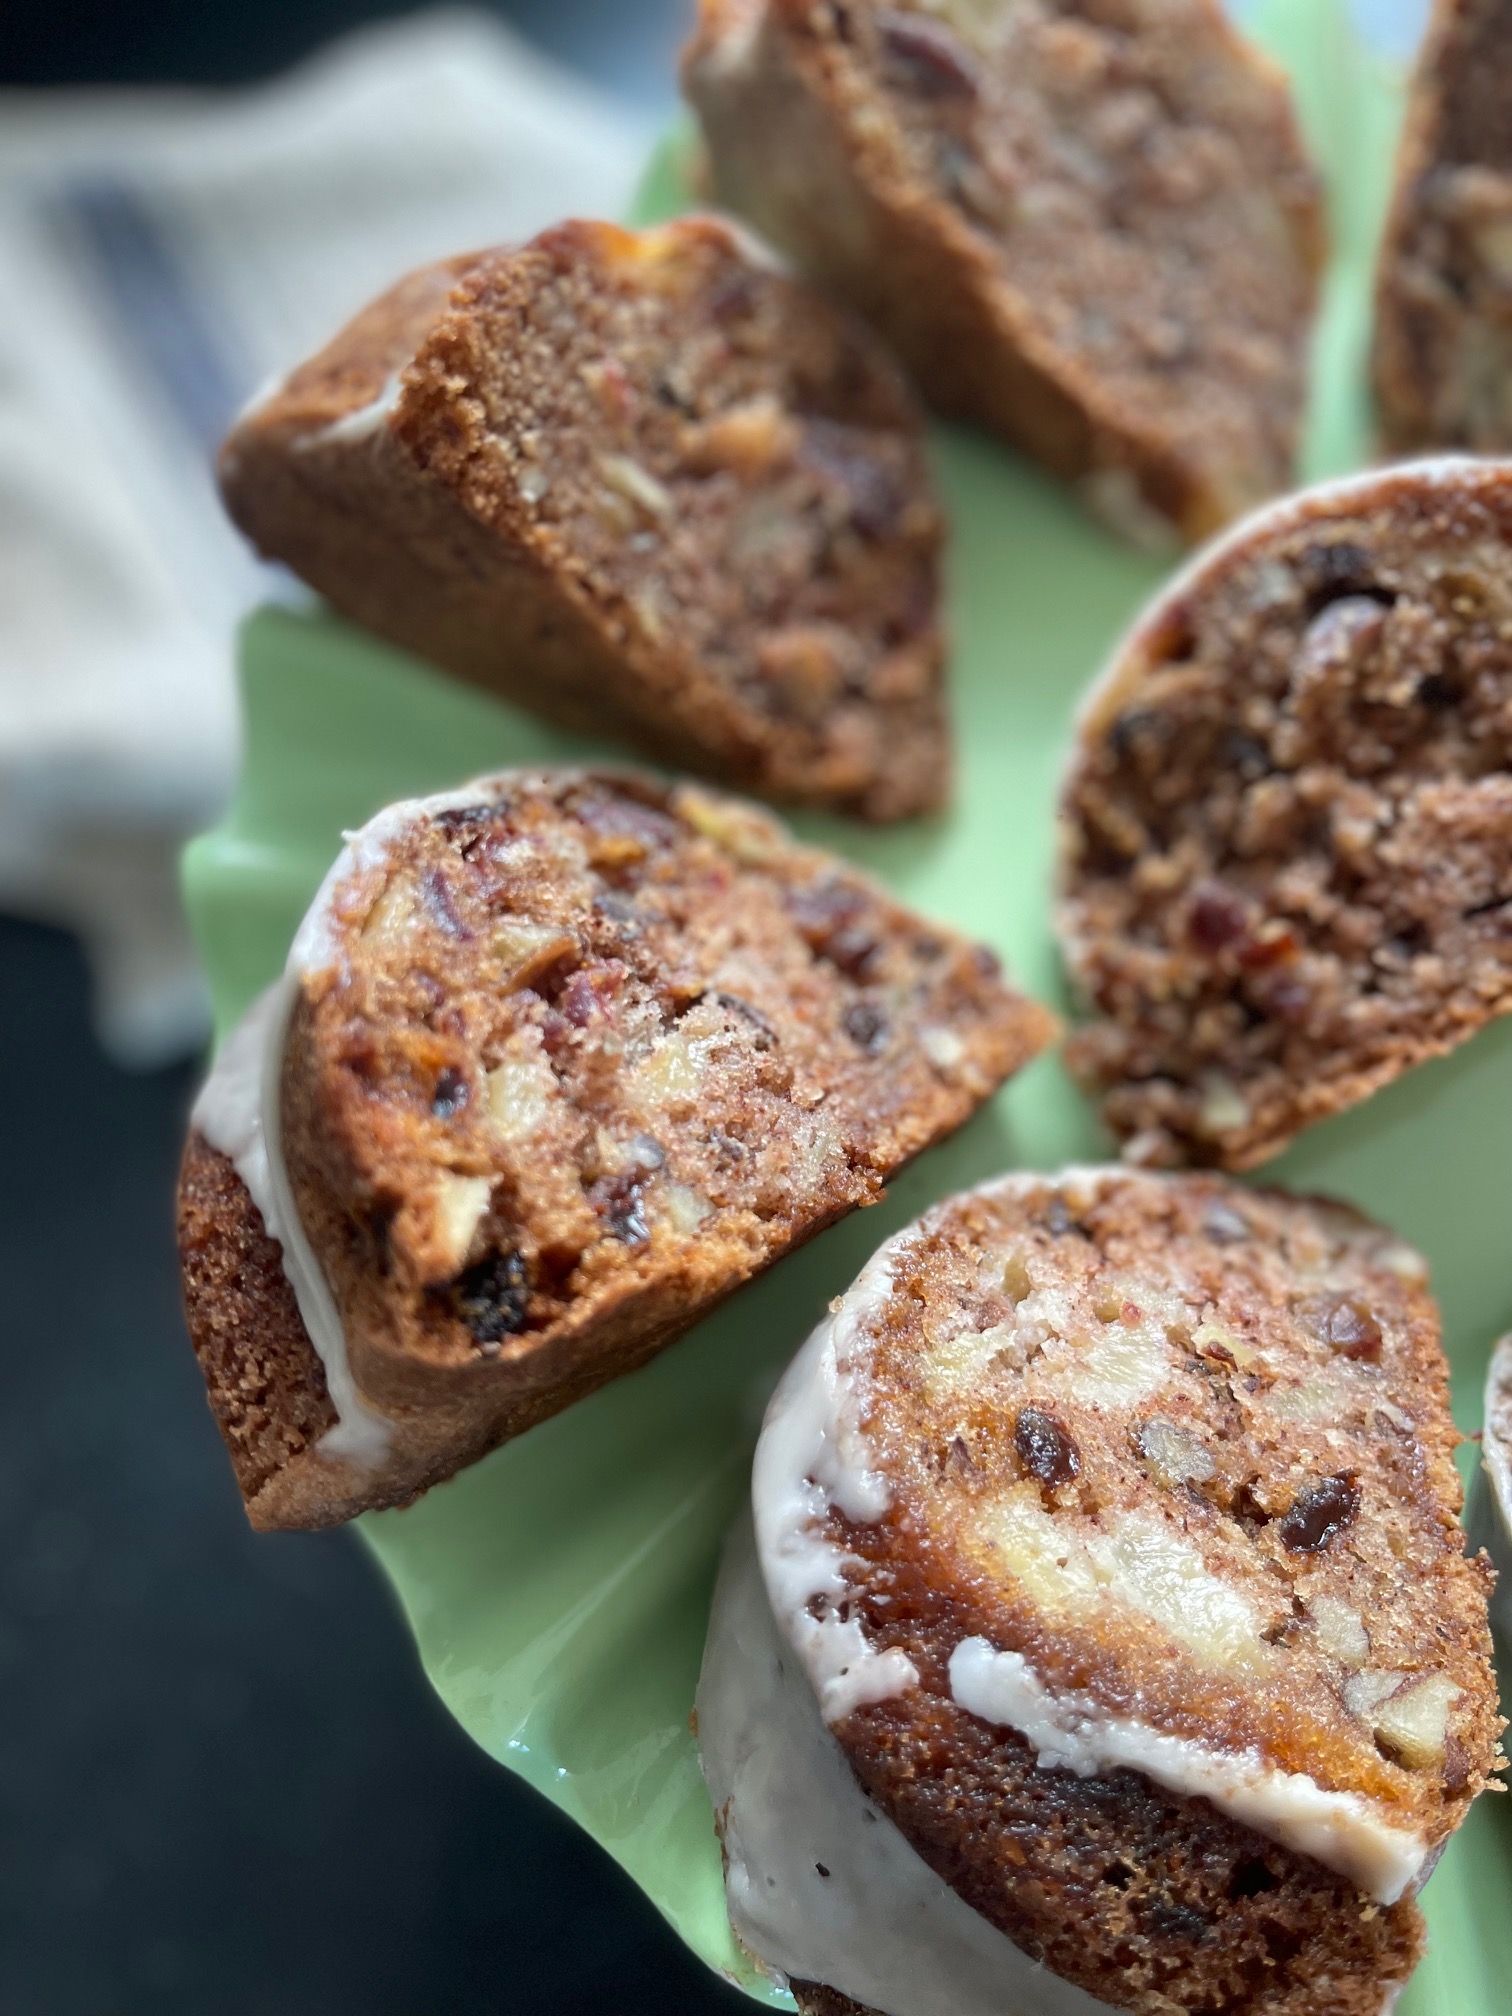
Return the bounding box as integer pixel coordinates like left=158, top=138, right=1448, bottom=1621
left=684, top=0, right=1324, bottom=543
left=220, top=216, right=950, bottom=822
left=1058, top=461, right=1512, bottom=1169
left=177, top=1130, right=341, bottom=1526
left=1374, top=0, right=1512, bottom=453
left=799, top=1170, right=1498, bottom=2014
left=181, top=769, right=1055, bottom=1528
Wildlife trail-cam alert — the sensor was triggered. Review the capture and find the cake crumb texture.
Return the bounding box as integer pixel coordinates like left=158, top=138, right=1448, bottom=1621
left=1375, top=0, right=1512, bottom=453
left=684, top=0, right=1324, bottom=542
left=1059, top=461, right=1512, bottom=1168
left=220, top=216, right=949, bottom=821
left=813, top=1169, right=1499, bottom=2015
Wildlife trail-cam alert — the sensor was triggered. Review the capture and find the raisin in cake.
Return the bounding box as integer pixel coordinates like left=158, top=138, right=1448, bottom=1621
left=178, top=768, right=1053, bottom=1529
left=1374, top=0, right=1512, bottom=453
left=698, top=1168, right=1500, bottom=2016
left=1058, top=459, right=1512, bottom=1170
left=218, top=217, right=949, bottom=822
left=683, top=0, right=1324, bottom=543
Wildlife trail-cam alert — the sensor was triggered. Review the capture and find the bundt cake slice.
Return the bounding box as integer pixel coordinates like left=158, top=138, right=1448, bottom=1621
left=684, top=0, right=1323, bottom=542
left=1059, top=458, right=1512, bottom=1168
left=179, top=769, right=1054, bottom=1528
left=700, top=1167, right=1500, bottom=2016
left=219, top=216, right=949, bottom=821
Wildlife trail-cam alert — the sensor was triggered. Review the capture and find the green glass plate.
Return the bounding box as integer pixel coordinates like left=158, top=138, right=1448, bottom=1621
left=184, top=2, right=1511, bottom=2005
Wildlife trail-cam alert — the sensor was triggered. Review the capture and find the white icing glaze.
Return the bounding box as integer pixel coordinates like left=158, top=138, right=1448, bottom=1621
left=752, top=1243, right=921, bottom=1725
left=297, top=369, right=405, bottom=449
left=751, top=1168, right=1430, bottom=1910
left=698, top=1511, right=1123, bottom=2016
left=948, top=1638, right=1425, bottom=1907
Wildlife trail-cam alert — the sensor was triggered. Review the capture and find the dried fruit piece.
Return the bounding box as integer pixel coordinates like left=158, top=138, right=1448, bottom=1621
left=1279, top=1475, right=1360, bottom=1554
left=1015, top=1406, right=1081, bottom=1487
left=1302, top=1294, right=1384, bottom=1362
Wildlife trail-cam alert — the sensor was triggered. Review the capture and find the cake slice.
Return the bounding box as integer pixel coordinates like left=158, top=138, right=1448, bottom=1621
left=1374, top=0, right=1512, bottom=453
left=700, top=1168, right=1500, bottom=2016
left=1058, top=458, right=1512, bottom=1169
left=178, top=768, right=1054, bottom=1529
left=218, top=217, right=950, bottom=822
left=683, top=0, right=1324, bottom=543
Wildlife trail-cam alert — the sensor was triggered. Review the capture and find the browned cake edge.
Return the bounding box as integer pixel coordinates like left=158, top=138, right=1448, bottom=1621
left=177, top=1127, right=860, bottom=1529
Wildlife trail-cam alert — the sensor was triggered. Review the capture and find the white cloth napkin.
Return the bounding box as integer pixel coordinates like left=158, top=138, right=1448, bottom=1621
left=0, top=9, right=645, bottom=1062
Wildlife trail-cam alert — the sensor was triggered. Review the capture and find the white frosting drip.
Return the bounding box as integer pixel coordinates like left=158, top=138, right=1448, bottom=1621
left=698, top=1513, right=1123, bottom=2016
left=297, top=369, right=405, bottom=449
left=751, top=1170, right=1431, bottom=1909
left=752, top=1244, right=921, bottom=1724
left=948, top=1638, right=1425, bottom=1907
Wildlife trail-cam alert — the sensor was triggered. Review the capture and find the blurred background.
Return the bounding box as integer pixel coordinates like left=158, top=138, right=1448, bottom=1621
left=0, top=2, right=1431, bottom=2013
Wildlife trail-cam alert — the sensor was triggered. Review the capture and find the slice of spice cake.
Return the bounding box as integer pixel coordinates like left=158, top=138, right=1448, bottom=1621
left=684, top=0, right=1323, bottom=543
left=178, top=769, right=1054, bottom=1528
left=699, top=1167, right=1499, bottom=2016
left=219, top=217, right=949, bottom=822
left=1375, top=0, right=1512, bottom=453
left=1059, top=459, right=1512, bottom=1169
